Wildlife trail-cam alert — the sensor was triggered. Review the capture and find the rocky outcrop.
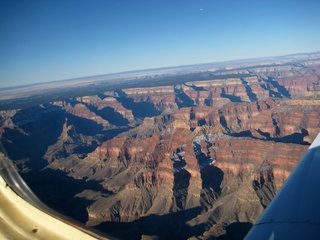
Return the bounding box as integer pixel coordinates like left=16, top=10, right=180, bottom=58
left=65, top=102, right=110, bottom=127
left=242, top=100, right=320, bottom=143
left=123, top=86, right=178, bottom=112
left=76, top=95, right=135, bottom=123
left=44, top=118, right=99, bottom=162
left=40, top=123, right=307, bottom=234
left=253, top=161, right=277, bottom=208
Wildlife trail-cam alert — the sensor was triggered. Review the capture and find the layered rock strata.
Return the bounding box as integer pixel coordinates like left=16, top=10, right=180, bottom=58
left=0, top=60, right=319, bottom=239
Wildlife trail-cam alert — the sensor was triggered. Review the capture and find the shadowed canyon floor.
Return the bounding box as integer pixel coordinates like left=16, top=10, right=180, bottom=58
left=1, top=53, right=320, bottom=239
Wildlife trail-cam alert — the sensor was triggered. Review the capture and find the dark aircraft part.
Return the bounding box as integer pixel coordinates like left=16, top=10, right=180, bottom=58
left=245, top=134, right=320, bottom=240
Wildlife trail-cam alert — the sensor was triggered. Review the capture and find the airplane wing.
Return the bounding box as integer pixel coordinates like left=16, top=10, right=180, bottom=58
left=245, top=134, right=320, bottom=240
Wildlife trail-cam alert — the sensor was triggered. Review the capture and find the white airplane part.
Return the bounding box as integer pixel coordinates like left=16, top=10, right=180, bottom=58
left=0, top=152, right=111, bottom=240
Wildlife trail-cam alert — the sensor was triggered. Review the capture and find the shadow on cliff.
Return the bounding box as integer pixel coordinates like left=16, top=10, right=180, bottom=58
left=97, top=106, right=130, bottom=126
left=193, top=142, right=224, bottom=209
left=267, top=77, right=291, bottom=98
left=115, top=90, right=161, bottom=119
left=219, top=222, right=253, bottom=240
left=173, top=169, right=191, bottom=210
left=96, top=207, right=206, bottom=240
left=218, top=109, right=230, bottom=132
left=21, top=168, right=112, bottom=223
left=229, top=129, right=310, bottom=145
left=63, top=113, right=130, bottom=157
left=257, top=128, right=310, bottom=145
left=252, top=162, right=277, bottom=209
left=66, top=113, right=104, bottom=136
left=200, top=165, right=224, bottom=209
left=174, top=86, right=195, bottom=108
left=64, top=114, right=132, bottom=155
left=240, top=78, right=257, bottom=102
left=221, top=88, right=242, bottom=102
left=2, top=105, right=66, bottom=170
left=185, top=83, right=206, bottom=91
left=2, top=108, right=129, bottom=169
left=85, top=103, right=130, bottom=127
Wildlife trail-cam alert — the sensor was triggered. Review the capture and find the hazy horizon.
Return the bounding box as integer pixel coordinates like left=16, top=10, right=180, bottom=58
left=1, top=50, right=319, bottom=91
left=1, top=0, right=320, bottom=88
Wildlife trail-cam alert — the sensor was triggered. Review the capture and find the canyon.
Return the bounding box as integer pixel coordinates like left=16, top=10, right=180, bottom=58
left=1, top=54, right=320, bottom=239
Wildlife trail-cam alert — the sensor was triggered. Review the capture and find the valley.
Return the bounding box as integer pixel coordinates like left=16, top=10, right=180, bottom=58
left=1, top=53, right=320, bottom=239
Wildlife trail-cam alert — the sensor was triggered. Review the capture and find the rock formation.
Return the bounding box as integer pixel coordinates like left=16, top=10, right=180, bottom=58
left=0, top=56, right=319, bottom=239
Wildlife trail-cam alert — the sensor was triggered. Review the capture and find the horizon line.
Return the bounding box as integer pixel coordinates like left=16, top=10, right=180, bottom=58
left=1, top=50, right=320, bottom=91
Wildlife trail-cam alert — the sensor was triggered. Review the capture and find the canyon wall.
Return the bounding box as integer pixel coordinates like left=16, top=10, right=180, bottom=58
left=0, top=59, right=319, bottom=239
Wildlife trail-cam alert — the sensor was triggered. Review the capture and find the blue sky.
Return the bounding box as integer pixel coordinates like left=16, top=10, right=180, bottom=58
left=1, top=0, right=319, bottom=88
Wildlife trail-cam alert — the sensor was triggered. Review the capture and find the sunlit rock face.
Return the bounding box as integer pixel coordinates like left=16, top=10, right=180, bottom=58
left=0, top=56, right=319, bottom=239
